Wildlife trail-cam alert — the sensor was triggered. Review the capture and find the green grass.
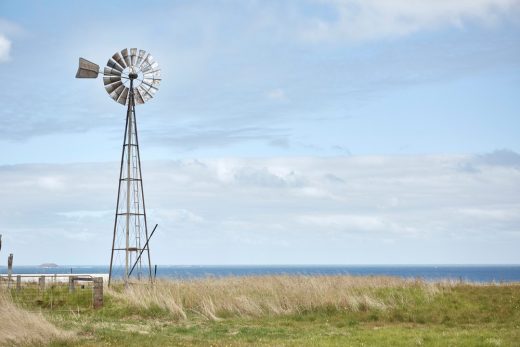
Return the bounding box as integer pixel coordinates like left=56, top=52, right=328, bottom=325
left=8, top=283, right=93, bottom=311
left=13, top=280, right=520, bottom=347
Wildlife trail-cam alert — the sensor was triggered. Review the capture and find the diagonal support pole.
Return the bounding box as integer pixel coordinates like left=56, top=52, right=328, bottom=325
left=128, top=224, right=158, bottom=278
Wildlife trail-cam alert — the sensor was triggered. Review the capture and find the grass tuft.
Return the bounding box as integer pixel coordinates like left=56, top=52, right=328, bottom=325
left=0, top=289, right=73, bottom=347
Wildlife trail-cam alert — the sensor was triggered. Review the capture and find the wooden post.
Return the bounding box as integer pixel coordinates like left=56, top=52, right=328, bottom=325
left=69, top=276, right=75, bottom=293
left=7, top=253, right=13, bottom=289
left=93, top=277, right=103, bottom=309
left=39, top=276, right=45, bottom=291
left=16, top=275, right=21, bottom=292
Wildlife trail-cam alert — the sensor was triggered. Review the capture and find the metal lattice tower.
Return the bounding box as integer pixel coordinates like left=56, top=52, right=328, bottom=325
left=76, top=48, right=161, bottom=286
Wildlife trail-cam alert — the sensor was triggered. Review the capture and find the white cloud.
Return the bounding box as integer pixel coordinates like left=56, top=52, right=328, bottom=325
left=57, top=210, right=112, bottom=219
left=303, top=0, right=520, bottom=42
left=0, top=34, right=11, bottom=62
left=299, top=214, right=387, bottom=231
left=154, top=208, right=205, bottom=224
left=0, top=18, right=19, bottom=63
left=267, top=88, right=288, bottom=101
left=37, top=176, right=66, bottom=191
left=458, top=206, right=519, bottom=222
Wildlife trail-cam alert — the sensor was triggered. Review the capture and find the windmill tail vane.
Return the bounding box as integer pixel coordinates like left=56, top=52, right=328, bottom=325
left=76, top=48, right=161, bottom=286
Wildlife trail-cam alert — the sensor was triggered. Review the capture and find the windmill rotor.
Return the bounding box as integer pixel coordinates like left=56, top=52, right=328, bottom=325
left=76, top=48, right=161, bottom=105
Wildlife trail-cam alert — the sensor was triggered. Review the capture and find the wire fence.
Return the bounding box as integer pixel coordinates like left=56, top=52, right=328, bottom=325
left=0, top=274, right=103, bottom=312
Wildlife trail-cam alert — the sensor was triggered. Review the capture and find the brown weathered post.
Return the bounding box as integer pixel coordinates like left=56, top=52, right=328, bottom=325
left=93, top=277, right=103, bottom=309
left=7, top=253, right=13, bottom=289
left=69, top=276, right=76, bottom=293
left=39, top=276, right=45, bottom=291
left=16, top=275, right=21, bottom=292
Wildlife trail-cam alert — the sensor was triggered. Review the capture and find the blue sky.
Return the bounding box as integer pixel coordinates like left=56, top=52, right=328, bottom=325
left=0, top=0, right=519, bottom=265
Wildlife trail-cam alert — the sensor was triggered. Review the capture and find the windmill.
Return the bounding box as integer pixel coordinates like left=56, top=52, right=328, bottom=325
left=76, top=48, right=161, bottom=286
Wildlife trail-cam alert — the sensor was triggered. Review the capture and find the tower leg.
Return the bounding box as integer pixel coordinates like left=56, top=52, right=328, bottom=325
left=125, top=82, right=133, bottom=286
left=132, top=101, right=153, bottom=282
left=109, top=96, right=130, bottom=286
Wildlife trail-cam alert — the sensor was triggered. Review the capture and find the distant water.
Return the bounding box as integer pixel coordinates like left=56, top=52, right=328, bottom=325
left=1, top=265, right=520, bottom=283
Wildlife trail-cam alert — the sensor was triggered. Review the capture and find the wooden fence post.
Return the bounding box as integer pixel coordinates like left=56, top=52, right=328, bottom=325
left=93, top=277, right=103, bottom=309
left=16, top=275, right=21, bottom=292
left=7, top=253, right=13, bottom=289
left=39, top=276, right=45, bottom=291
left=69, top=276, right=75, bottom=293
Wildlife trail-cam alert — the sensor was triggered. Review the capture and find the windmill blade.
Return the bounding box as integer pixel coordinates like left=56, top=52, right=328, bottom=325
left=142, top=78, right=160, bottom=91
left=140, top=55, right=155, bottom=71
left=112, top=52, right=127, bottom=69
left=134, top=88, right=145, bottom=104
left=103, top=75, right=121, bottom=85
left=105, top=80, right=123, bottom=94
left=117, top=87, right=129, bottom=105
left=138, top=54, right=150, bottom=70
left=147, top=86, right=158, bottom=96
left=107, top=58, right=124, bottom=72
left=110, top=84, right=126, bottom=102
left=142, top=72, right=161, bottom=82
left=130, top=48, right=137, bottom=66
left=145, top=87, right=157, bottom=98
left=109, top=83, right=125, bottom=97
left=143, top=70, right=161, bottom=79
left=104, top=67, right=122, bottom=77
left=145, top=55, right=155, bottom=64
left=136, top=49, right=147, bottom=67
left=137, top=85, right=153, bottom=102
left=141, top=61, right=159, bottom=74
left=76, top=58, right=99, bottom=78
left=121, top=48, right=131, bottom=68
left=138, top=83, right=155, bottom=95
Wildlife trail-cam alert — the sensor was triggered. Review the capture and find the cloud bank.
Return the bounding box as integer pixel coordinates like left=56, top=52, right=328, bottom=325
left=0, top=151, right=518, bottom=265
left=303, top=0, right=520, bottom=42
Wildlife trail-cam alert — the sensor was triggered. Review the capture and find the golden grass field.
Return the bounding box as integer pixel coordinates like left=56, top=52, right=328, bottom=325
left=107, top=275, right=443, bottom=320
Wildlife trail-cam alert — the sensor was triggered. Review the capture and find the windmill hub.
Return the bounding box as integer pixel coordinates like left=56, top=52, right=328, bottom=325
left=128, top=72, right=138, bottom=80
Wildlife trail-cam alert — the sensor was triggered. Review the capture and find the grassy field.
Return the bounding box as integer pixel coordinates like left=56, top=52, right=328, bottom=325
left=1, top=276, right=520, bottom=346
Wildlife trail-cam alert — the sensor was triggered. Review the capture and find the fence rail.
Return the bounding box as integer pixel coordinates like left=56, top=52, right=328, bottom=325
left=0, top=274, right=103, bottom=311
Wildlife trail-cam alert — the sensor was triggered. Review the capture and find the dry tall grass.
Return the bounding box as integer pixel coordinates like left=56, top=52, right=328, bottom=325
left=0, top=289, right=71, bottom=347
left=108, top=275, right=446, bottom=320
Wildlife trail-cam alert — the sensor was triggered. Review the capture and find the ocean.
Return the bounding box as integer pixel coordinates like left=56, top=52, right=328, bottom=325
left=1, top=265, right=519, bottom=282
